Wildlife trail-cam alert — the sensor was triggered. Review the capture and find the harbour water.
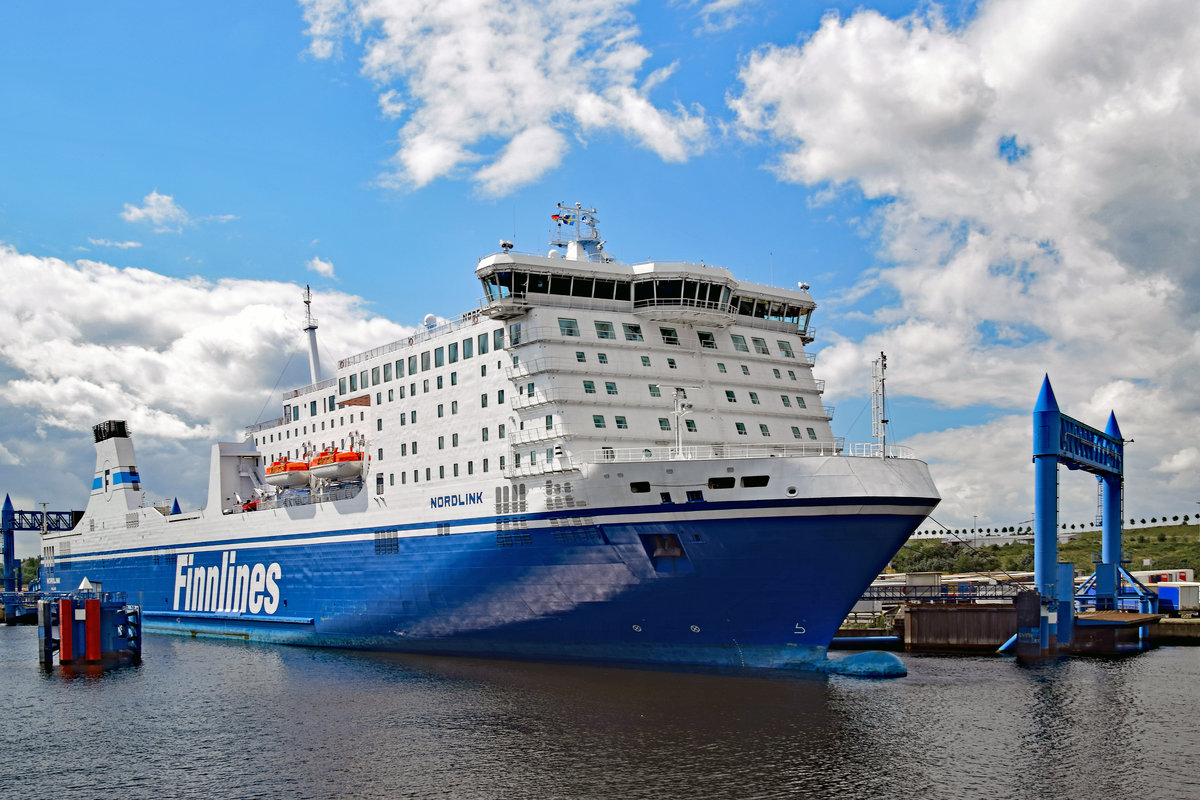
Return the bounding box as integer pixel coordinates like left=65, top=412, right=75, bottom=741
left=3, top=624, right=1198, bottom=799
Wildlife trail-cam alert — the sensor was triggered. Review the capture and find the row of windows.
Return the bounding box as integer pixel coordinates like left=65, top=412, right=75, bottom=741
left=481, top=269, right=810, bottom=327
left=569, top=350, right=806, bottom=385
left=339, top=329, right=505, bottom=396
left=375, top=457, right=500, bottom=490
left=591, top=415, right=698, bottom=433
left=556, top=318, right=796, bottom=358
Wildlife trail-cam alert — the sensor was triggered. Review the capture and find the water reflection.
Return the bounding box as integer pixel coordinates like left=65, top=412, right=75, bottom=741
left=4, top=627, right=1198, bottom=800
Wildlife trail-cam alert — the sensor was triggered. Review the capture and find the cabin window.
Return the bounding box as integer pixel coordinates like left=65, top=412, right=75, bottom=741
left=622, top=323, right=643, bottom=341
left=781, top=395, right=792, bottom=407
left=361, top=370, right=369, bottom=388
left=498, top=424, right=506, bottom=438
left=807, top=427, right=818, bottom=440
left=649, top=384, right=661, bottom=398
left=377, top=419, right=383, bottom=431
left=742, top=475, right=770, bottom=488
left=481, top=393, right=488, bottom=408
left=659, top=327, right=679, bottom=345
left=421, top=351, right=431, bottom=371
left=749, top=392, right=760, bottom=405
left=482, top=427, right=489, bottom=442
left=383, top=363, right=392, bottom=382
left=752, top=337, right=770, bottom=355
left=558, top=318, right=580, bottom=337
left=773, top=368, right=781, bottom=379
left=725, top=390, right=736, bottom=403
left=349, top=374, right=357, bottom=392
left=436, top=376, right=443, bottom=390
left=448, top=342, right=458, bottom=363
left=629, top=481, right=651, bottom=493
left=792, top=426, right=802, bottom=439
left=641, top=356, right=651, bottom=367
left=593, top=415, right=606, bottom=429
left=717, top=363, right=726, bottom=374
left=605, top=382, right=618, bottom=395
left=583, top=380, right=596, bottom=394
left=685, top=419, right=697, bottom=433
left=741, top=365, right=750, bottom=376
left=545, top=415, right=553, bottom=429
left=509, top=323, right=522, bottom=345
left=371, top=367, right=380, bottom=385
left=423, top=379, right=430, bottom=393
left=453, top=433, right=459, bottom=447
left=310, top=400, right=317, bottom=416
left=478, top=332, right=489, bottom=355
left=439, top=466, right=445, bottom=479
left=735, top=422, right=747, bottom=435
left=396, top=359, right=405, bottom=378
left=707, top=477, right=735, bottom=489
left=451, top=400, right=458, bottom=414
left=658, top=418, right=670, bottom=431
left=437, top=404, right=444, bottom=418
left=408, top=355, right=417, bottom=374
left=594, top=321, right=615, bottom=339
left=462, top=338, right=473, bottom=359
left=686, top=490, right=704, bottom=502
left=796, top=397, right=807, bottom=408
left=597, top=353, right=608, bottom=364
left=483, top=458, right=489, bottom=473
left=667, top=358, right=677, bottom=369
left=788, top=370, right=797, bottom=381
left=615, top=416, right=628, bottom=429
left=731, top=334, right=749, bottom=352
left=494, top=328, right=504, bottom=350
left=698, top=331, right=716, bottom=349
left=376, top=474, right=384, bottom=495
left=497, top=389, right=505, bottom=404
left=777, top=340, right=795, bottom=358
left=451, top=372, right=457, bottom=386
left=759, top=424, right=770, bottom=436
left=377, top=447, right=384, bottom=460
left=576, top=351, right=586, bottom=363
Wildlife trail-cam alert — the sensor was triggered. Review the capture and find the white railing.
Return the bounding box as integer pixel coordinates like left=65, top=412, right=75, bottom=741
left=580, top=440, right=915, bottom=463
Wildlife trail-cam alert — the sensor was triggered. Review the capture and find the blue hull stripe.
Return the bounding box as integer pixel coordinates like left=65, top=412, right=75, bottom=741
left=63, top=494, right=938, bottom=561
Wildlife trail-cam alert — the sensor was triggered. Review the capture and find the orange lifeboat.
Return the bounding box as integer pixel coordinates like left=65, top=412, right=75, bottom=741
left=265, top=458, right=310, bottom=488
left=310, top=448, right=364, bottom=480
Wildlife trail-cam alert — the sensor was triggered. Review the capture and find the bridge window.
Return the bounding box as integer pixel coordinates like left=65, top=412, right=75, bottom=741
left=623, top=323, right=643, bottom=341
left=558, top=318, right=580, bottom=336
left=731, top=334, right=749, bottom=352
left=752, top=337, right=770, bottom=355
left=777, top=340, right=795, bottom=358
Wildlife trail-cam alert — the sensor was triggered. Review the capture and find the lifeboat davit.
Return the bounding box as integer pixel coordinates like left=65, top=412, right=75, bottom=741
left=309, top=449, right=364, bottom=481
left=265, top=459, right=310, bottom=488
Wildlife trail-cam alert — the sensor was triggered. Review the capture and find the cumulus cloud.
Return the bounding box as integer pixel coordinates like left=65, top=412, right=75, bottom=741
left=306, top=256, right=336, bottom=278
left=730, top=0, right=1200, bottom=523
left=299, top=0, right=708, bottom=196
left=121, top=190, right=192, bottom=233
left=0, top=244, right=414, bottom=514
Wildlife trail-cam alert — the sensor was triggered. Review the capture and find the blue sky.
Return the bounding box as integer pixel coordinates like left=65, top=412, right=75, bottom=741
left=2, top=1, right=1199, bottom=555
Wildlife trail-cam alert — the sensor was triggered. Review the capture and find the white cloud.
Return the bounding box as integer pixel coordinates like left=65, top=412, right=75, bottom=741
left=87, top=238, right=142, bottom=249
left=730, top=0, right=1200, bottom=524
left=299, top=0, right=708, bottom=196
left=306, top=255, right=336, bottom=278
left=0, top=244, right=414, bottom=517
left=120, top=190, right=192, bottom=233
left=678, top=0, right=759, bottom=35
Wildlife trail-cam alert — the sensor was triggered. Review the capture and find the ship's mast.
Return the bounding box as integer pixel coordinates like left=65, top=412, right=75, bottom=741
left=303, top=285, right=322, bottom=384
left=549, top=202, right=607, bottom=262
left=872, top=352, right=888, bottom=457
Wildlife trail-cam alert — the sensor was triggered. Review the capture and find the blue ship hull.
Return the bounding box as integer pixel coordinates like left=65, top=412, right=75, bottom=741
left=48, top=500, right=923, bottom=670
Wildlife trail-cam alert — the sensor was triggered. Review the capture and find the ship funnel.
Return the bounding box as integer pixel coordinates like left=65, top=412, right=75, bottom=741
left=84, top=420, right=145, bottom=516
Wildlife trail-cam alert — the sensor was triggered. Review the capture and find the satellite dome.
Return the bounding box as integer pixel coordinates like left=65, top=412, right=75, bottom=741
left=423, top=313, right=437, bottom=328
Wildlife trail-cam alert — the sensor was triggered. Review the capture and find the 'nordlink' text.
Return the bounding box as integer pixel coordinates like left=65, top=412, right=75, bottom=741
left=430, top=491, right=484, bottom=509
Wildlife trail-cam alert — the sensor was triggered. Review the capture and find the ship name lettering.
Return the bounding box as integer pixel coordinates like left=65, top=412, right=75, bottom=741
left=430, top=491, right=484, bottom=509
left=173, top=550, right=282, bottom=615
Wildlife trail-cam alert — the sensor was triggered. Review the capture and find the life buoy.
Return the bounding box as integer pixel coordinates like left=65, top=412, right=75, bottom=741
left=408, top=337, right=414, bottom=345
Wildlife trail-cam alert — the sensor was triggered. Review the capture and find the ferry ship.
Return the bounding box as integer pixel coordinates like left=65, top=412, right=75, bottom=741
left=39, top=204, right=939, bottom=674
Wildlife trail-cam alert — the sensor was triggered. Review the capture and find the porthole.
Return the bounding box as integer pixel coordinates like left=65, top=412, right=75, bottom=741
left=786, top=486, right=799, bottom=497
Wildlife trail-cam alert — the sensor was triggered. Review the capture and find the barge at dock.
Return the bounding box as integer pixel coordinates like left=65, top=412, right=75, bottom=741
left=37, top=204, right=939, bottom=673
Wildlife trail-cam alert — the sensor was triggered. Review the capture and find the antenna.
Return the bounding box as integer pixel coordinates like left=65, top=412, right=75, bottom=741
left=872, top=352, right=888, bottom=457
